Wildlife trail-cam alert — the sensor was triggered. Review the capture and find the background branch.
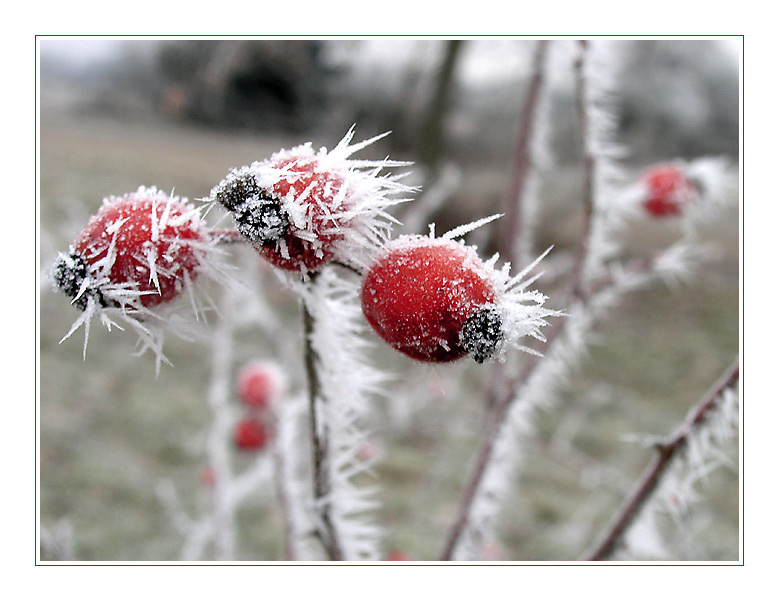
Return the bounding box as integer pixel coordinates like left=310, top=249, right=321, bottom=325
left=584, top=357, right=740, bottom=561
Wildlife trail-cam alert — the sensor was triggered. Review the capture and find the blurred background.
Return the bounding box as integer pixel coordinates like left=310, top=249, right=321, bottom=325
left=38, top=38, right=740, bottom=561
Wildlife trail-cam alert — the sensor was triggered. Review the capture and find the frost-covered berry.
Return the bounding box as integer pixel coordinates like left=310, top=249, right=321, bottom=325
left=237, top=361, right=285, bottom=409
left=361, top=238, right=498, bottom=362
left=362, top=234, right=558, bottom=363
left=53, top=187, right=206, bottom=310
left=234, top=416, right=271, bottom=451
left=209, top=127, right=412, bottom=273
left=50, top=187, right=222, bottom=365
left=641, top=164, right=698, bottom=217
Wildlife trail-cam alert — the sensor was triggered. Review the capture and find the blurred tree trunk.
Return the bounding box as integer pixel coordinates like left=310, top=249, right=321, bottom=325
left=418, top=40, right=465, bottom=171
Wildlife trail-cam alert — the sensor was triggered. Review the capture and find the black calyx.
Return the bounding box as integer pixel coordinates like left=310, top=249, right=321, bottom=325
left=234, top=195, right=289, bottom=244
left=212, top=171, right=262, bottom=212
left=460, top=305, right=504, bottom=364
left=50, top=251, right=108, bottom=311
left=212, top=170, right=289, bottom=244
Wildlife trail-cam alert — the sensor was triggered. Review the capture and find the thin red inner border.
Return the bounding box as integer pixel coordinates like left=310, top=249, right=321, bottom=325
left=34, top=34, right=745, bottom=567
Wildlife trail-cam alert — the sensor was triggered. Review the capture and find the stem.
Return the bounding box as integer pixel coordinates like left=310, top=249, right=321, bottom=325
left=569, top=40, right=596, bottom=302
left=584, top=358, right=740, bottom=561
left=204, top=286, right=238, bottom=560
left=272, top=443, right=296, bottom=561
left=501, top=39, right=549, bottom=268
left=419, top=39, right=465, bottom=171
left=301, top=274, right=344, bottom=561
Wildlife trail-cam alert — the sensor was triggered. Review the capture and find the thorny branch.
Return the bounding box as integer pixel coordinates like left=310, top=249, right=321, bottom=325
left=584, top=357, right=740, bottom=561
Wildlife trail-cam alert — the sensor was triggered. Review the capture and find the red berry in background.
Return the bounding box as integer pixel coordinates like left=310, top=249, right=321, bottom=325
left=361, top=237, right=502, bottom=363
left=234, top=417, right=271, bottom=451
left=385, top=549, right=410, bottom=561
left=237, top=361, right=285, bottom=409
left=51, top=187, right=206, bottom=311
left=641, top=164, right=698, bottom=218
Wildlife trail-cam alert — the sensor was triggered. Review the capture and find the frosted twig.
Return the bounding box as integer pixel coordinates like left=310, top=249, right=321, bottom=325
left=298, top=270, right=384, bottom=561
left=203, top=285, right=239, bottom=560
left=301, top=276, right=344, bottom=560
left=501, top=39, right=550, bottom=268
left=302, top=284, right=343, bottom=561
left=584, top=357, right=740, bottom=561
left=569, top=40, right=597, bottom=302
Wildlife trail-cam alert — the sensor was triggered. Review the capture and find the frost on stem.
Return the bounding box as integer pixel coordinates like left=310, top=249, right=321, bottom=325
left=296, top=269, right=387, bottom=560
left=50, top=186, right=227, bottom=370
left=209, top=126, right=415, bottom=274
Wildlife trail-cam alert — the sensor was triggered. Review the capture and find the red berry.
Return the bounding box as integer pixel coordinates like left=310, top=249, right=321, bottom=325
left=237, top=362, right=284, bottom=409
left=233, top=416, right=271, bottom=451
left=361, top=238, right=501, bottom=363
left=385, top=550, right=410, bottom=561
left=210, top=128, right=412, bottom=273
left=254, top=151, right=346, bottom=271
left=641, top=164, right=697, bottom=217
left=53, top=187, right=205, bottom=310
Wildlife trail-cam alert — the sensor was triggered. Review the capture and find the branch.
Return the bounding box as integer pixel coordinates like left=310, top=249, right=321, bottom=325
left=569, top=40, right=596, bottom=303
left=584, top=357, right=740, bottom=561
left=301, top=274, right=344, bottom=561
left=501, top=39, right=550, bottom=268
left=203, top=285, right=239, bottom=560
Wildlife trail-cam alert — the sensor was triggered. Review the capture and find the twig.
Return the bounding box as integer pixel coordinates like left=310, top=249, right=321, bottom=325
left=203, top=285, right=238, bottom=560
left=569, top=40, right=596, bottom=303
left=272, top=443, right=296, bottom=561
left=501, top=39, right=550, bottom=268
left=302, top=273, right=344, bottom=561
left=440, top=40, right=600, bottom=561
left=584, top=357, right=740, bottom=561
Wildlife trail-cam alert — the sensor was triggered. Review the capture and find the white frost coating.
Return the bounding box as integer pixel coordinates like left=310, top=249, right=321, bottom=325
left=295, top=270, right=388, bottom=560
left=452, top=297, right=603, bottom=560
left=620, top=386, right=740, bottom=560
left=451, top=232, right=716, bottom=558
